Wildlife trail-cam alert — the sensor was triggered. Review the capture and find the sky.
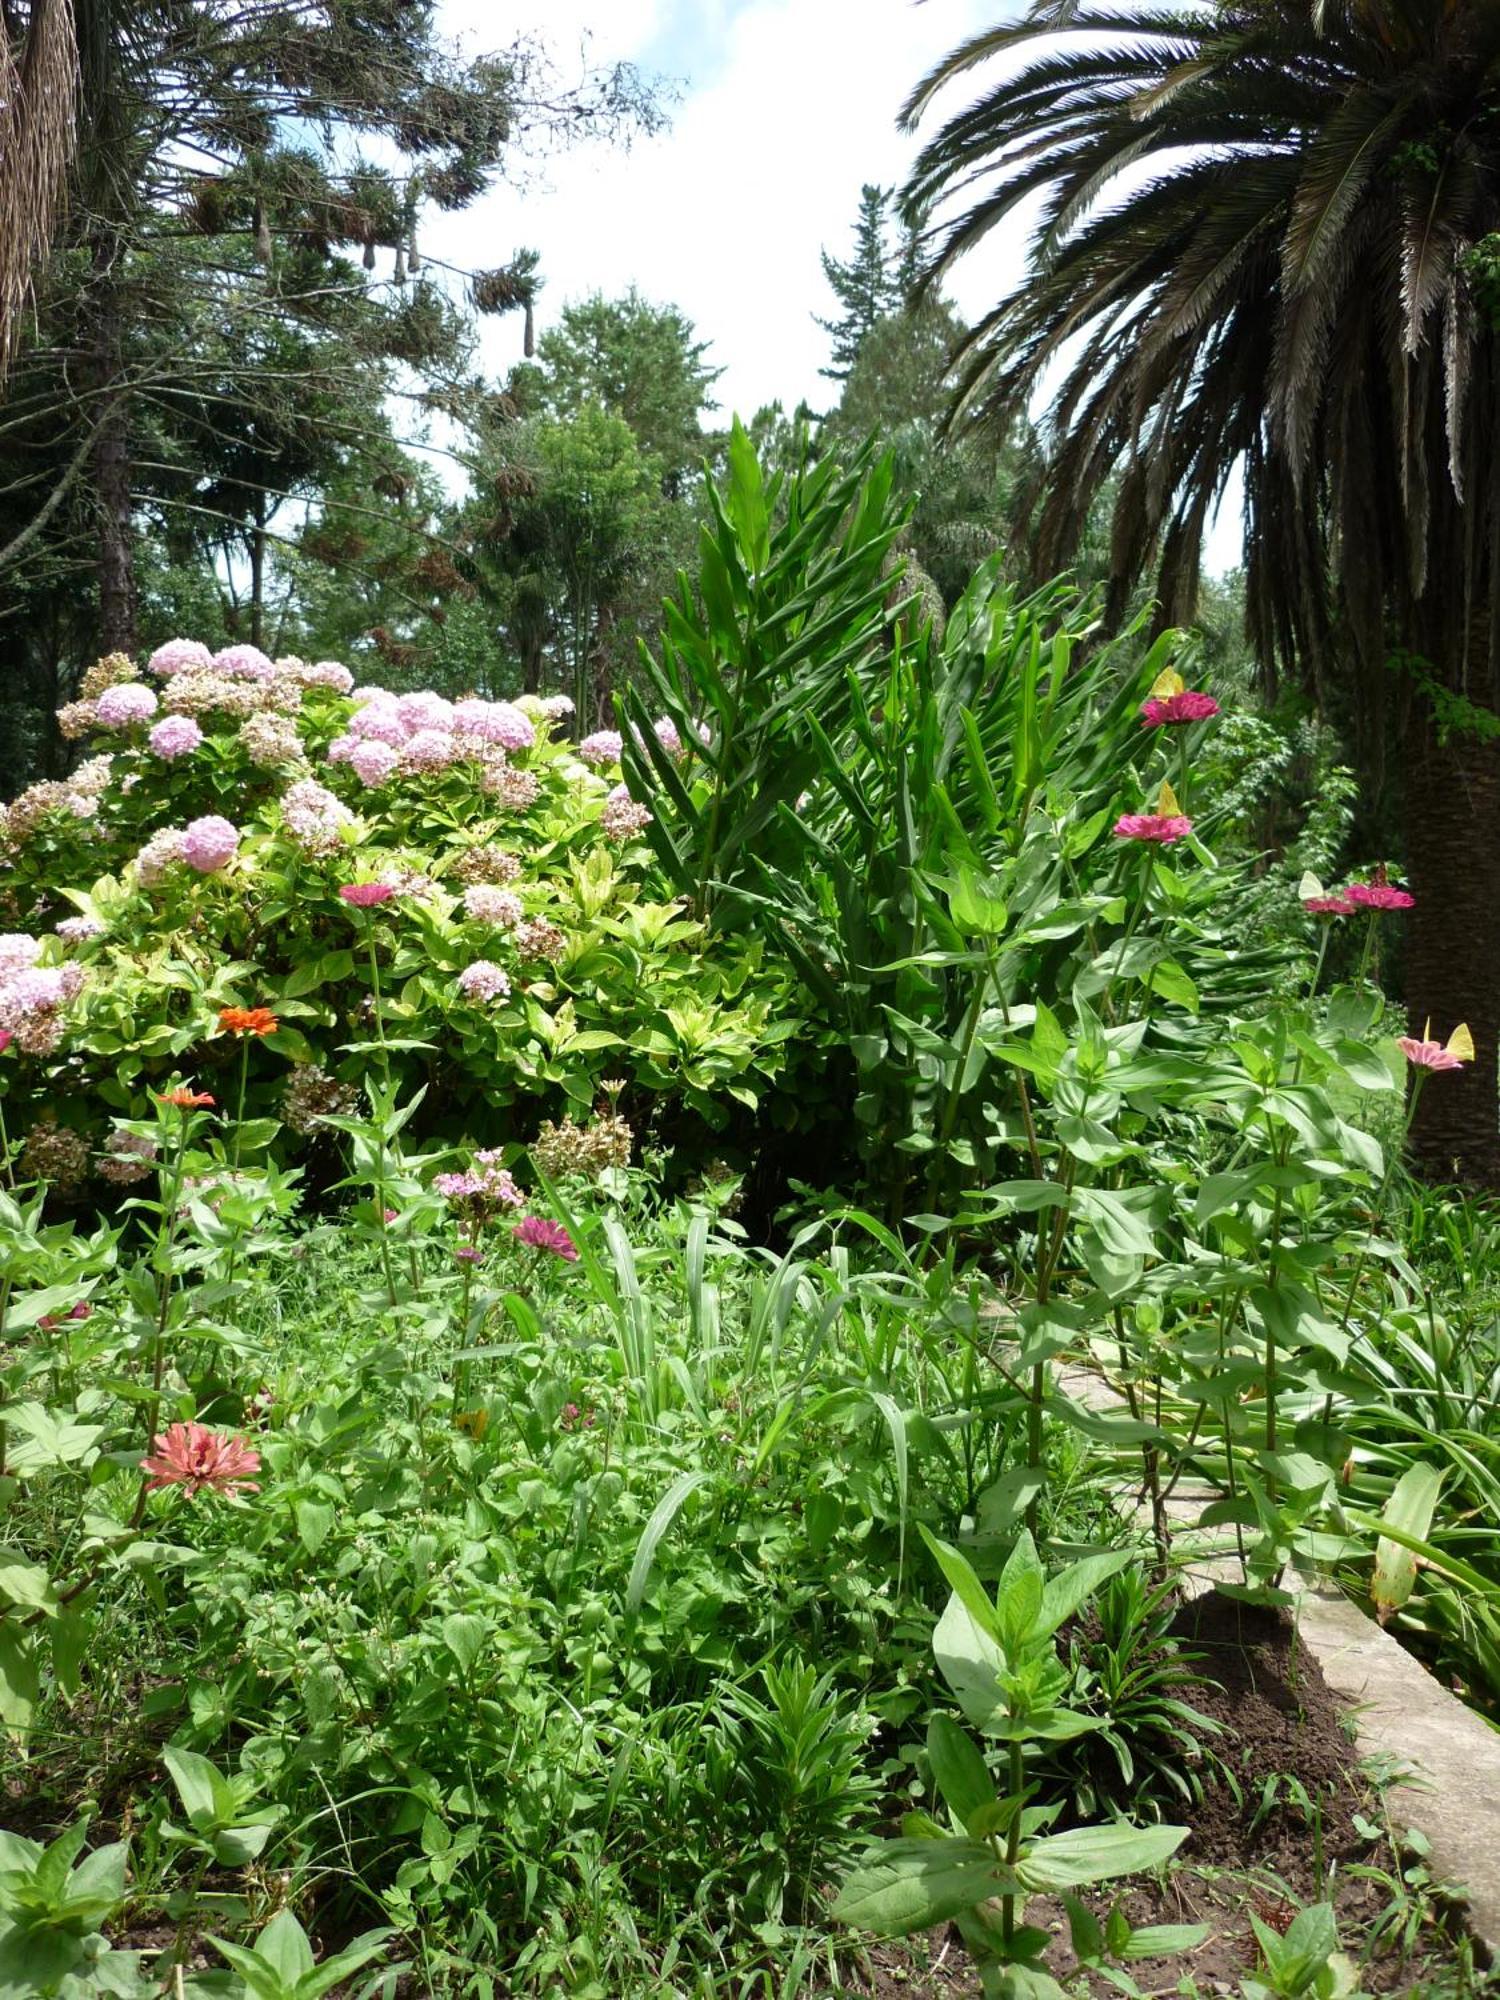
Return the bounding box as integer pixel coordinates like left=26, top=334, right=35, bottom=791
left=427, top=0, right=1242, bottom=572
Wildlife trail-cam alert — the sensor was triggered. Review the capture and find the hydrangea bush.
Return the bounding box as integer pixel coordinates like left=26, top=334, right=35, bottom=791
left=0, top=644, right=795, bottom=1183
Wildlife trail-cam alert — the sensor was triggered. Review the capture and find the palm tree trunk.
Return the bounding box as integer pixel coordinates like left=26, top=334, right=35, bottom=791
left=1403, top=711, right=1500, bottom=1186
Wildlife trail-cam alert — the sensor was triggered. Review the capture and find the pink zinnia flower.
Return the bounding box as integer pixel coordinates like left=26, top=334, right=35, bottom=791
left=1303, top=894, right=1358, bottom=916
left=1113, top=812, right=1193, bottom=845
left=0, top=1030, right=11, bottom=1054
left=1140, top=690, right=1220, bottom=727
left=339, top=881, right=396, bottom=907
left=142, top=1421, right=261, bottom=1497
left=1344, top=881, right=1415, bottom=912
left=513, top=1214, right=579, bottom=1262
left=1397, top=1021, right=1473, bottom=1072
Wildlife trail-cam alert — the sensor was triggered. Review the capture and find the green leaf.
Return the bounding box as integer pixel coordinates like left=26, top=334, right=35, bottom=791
left=833, top=1837, right=1012, bottom=1935
left=1120, top=1922, right=1213, bottom=1960
left=626, top=1470, right=711, bottom=1615
left=921, top=1528, right=1004, bottom=1646
left=1371, top=1463, right=1442, bottom=1620
left=1037, top=1550, right=1132, bottom=1641
left=294, top=1501, right=335, bottom=1557
left=255, top=1909, right=316, bottom=1984
left=926, top=1714, right=995, bottom=1835
left=1016, top=1822, right=1187, bottom=1891
left=994, top=1530, right=1045, bottom=1652
left=0, top=1625, right=39, bottom=1737
left=441, top=1613, right=489, bottom=1677
left=163, top=1746, right=227, bottom=1829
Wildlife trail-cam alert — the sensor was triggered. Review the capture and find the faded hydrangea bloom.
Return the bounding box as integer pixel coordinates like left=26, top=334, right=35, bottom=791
left=530, top=1109, right=634, bottom=1181
left=99, top=1129, right=158, bottom=1185
left=451, top=844, right=521, bottom=886
left=21, top=1116, right=91, bottom=1196
left=281, top=1063, right=359, bottom=1136
left=80, top=652, right=138, bottom=702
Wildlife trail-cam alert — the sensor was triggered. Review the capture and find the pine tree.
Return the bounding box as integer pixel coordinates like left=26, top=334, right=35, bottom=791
left=816, top=184, right=903, bottom=381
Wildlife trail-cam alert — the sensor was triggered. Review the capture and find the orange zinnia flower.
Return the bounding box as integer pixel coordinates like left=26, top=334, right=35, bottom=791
left=156, top=1087, right=215, bottom=1108
left=218, top=1005, right=279, bottom=1036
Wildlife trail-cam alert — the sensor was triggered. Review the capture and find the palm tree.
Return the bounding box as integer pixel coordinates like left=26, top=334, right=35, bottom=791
left=902, top=0, right=1500, bottom=1184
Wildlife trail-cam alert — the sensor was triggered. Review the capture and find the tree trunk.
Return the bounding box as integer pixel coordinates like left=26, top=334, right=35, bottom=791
left=250, top=501, right=266, bottom=650
left=1403, top=711, right=1500, bottom=1186
left=87, top=232, right=136, bottom=656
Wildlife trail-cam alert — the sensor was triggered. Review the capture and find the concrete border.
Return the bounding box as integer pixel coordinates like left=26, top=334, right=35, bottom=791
left=1055, top=1363, right=1500, bottom=1956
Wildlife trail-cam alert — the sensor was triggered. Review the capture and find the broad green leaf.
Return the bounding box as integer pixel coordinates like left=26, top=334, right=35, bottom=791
left=833, top=1837, right=1012, bottom=1935
left=1372, top=1463, right=1443, bottom=1620
left=926, top=1714, right=994, bottom=1834
left=1016, top=1822, right=1187, bottom=1891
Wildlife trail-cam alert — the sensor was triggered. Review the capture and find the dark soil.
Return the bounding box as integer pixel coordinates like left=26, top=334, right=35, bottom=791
left=834, top=1590, right=1487, bottom=1999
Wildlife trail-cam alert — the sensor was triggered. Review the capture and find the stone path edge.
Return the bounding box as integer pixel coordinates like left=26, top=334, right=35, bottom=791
left=1053, top=1363, right=1500, bottom=1958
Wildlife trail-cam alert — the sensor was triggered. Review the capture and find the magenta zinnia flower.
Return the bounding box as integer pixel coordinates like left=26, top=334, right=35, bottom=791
left=513, top=1214, right=579, bottom=1262
left=1343, top=881, right=1415, bottom=912
left=1140, top=690, right=1220, bottom=727
left=1397, top=1020, right=1473, bottom=1072
left=339, top=881, right=396, bottom=907
left=1303, top=893, right=1358, bottom=916
left=142, top=1421, right=261, bottom=1496
left=1113, top=812, right=1193, bottom=845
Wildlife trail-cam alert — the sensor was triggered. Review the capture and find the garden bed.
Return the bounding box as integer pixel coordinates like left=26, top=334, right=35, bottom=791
left=852, top=1591, right=1483, bottom=1998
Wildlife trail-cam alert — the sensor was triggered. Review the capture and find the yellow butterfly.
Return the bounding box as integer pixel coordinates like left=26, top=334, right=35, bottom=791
left=1156, top=779, right=1184, bottom=817
left=454, top=1408, right=490, bottom=1441
left=1149, top=666, right=1185, bottom=701
left=1421, top=1020, right=1475, bottom=1062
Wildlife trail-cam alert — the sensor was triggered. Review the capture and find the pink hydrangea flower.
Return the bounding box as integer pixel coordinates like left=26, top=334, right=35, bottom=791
left=0, top=936, right=41, bottom=979
left=147, top=638, right=213, bottom=679
left=180, top=815, right=239, bottom=874
left=349, top=739, right=400, bottom=787
left=212, top=644, right=276, bottom=682
left=347, top=702, right=407, bottom=747
left=1140, top=690, right=1221, bottom=727
left=513, top=1214, right=579, bottom=1262
left=1344, top=881, right=1415, bottom=912
left=148, top=714, right=204, bottom=760
left=457, top=960, right=511, bottom=1004
left=301, top=661, right=355, bottom=693
left=1113, top=812, right=1193, bottom=845
left=401, top=727, right=458, bottom=773
left=578, top=730, right=623, bottom=767
left=95, top=682, right=158, bottom=727
left=539, top=694, right=574, bottom=720
left=339, top=881, right=396, bottom=907
left=142, top=1421, right=261, bottom=1496
left=397, top=690, right=454, bottom=733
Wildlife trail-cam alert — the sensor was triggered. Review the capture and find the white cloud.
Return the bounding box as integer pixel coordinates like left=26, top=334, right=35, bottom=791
left=427, top=0, right=1000, bottom=423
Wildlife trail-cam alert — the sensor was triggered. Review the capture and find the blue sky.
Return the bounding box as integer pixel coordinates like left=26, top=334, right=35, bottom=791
left=427, top=1, right=1241, bottom=572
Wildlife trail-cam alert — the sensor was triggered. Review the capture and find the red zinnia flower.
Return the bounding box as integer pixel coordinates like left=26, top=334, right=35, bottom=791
left=512, top=1214, right=579, bottom=1262
left=1140, top=690, right=1220, bottom=727
left=1343, top=881, right=1415, bottom=912
left=142, top=1421, right=261, bottom=1497
left=339, top=882, right=396, bottom=907
left=218, top=1005, right=279, bottom=1036
left=156, top=1087, right=215, bottom=1108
